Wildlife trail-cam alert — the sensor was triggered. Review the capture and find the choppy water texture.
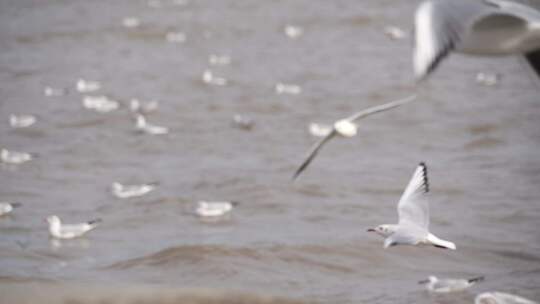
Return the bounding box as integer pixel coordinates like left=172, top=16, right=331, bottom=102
left=1, top=0, right=540, bottom=303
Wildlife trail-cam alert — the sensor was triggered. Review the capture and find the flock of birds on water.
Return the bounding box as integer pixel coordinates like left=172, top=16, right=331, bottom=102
left=2, top=0, right=540, bottom=303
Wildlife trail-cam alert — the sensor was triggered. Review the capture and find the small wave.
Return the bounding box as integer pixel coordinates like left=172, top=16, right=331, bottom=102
left=105, top=244, right=358, bottom=274
left=0, top=283, right=310, bottom=304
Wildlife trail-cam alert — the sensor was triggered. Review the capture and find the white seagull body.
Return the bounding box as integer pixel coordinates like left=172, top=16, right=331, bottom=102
left=414, top=0, right=540, bottom=80
left=1, top=148, right=33, bottom=165
left=46, top=215, right=101, bottom=239
left=111, top=182, right=157, bottom=199
left=9, top=114, right=36, bottom=128
left=419, top=275, right=484, bottom=293
left=292, top=94, right=417, bottom=180
left=130, top=99, right=159, bottom=114
left=135, top=114, right=169, bottom=135
left=0, top=202, right=22, bottom=216
left=76, top=78, right=101, bottom=93
left=367, top=163, right=457, bottom=250
left=475, top=292, right=538, bottom=304
left=196, top=201, right=237, bottom=217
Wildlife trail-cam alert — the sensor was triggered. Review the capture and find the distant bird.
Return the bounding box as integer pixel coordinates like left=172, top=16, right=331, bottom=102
left=475, top=291, right=538, bottom=304
left=0, top=202, right=22, bottom=216
left=111, top=182, right=157, bottom=199
left=82, top=95, right=119, bottom=113
left=367, top=162, right=457, bottom=250
left=135, top=114, right=169, bottom=135
left=76, top=78, right=101, bottom=93
left=9, top=114, right=36, bottom=128
left=292, top=94, right=416, bottom=180
left=195, top=201, right=238, bottom=217
left=232, top=114, right=255, bottom=130
left=46, top=215, right=101, bottom=239
left=413, top=0, right=540, bottom=80
left=308, top=122, right=333, bottom=137
left=419, top=275, right=484, bottom=293
left=202, top=69, right=227, bottom=86
left=129, top=99, right=159, bottom=114
left=1, top=148, right=33, bottom=165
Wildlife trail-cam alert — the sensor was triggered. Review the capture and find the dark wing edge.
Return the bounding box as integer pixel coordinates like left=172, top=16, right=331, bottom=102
left=292, top=129, right=337, bottom=181
left=525, top=49, right=540, bottom=77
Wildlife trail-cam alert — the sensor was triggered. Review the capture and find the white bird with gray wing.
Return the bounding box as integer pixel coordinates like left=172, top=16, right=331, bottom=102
left=419, top=275, right=484, bottom=293
left=46, top=215, right=101, bottom=239
left=367, top=162, right=456, bottom=250
left=414, top=0, right=540, bottom=80
left=292, top=94, right=417, bottom=180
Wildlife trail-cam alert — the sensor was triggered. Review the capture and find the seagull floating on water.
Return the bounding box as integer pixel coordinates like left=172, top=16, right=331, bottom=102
left=419, top=275, right=484, bottom=293
left=232, top=114, right=255, bottom=130
left=0, top=202, right=22, bottom=216
left=135, top=114, right=169, bottom=135
left=414, top=0, right=540, bottom=80
left=111, top=182, right=157, bottom=199
left=82, top=96, right=119, bottom=113
left=196, top=201, right=238, bottom=217
left=308, top=122, right=333, bottom=138
left=275, top=83, right=302, bottom=95
left=9, top=114, right=36, bottom=128
left=209, top=54, right=231, bottom=66
left=367, top=162, right=457, bottom=250
left=130, top=99, right=159, bottom=114
left=202, top=69, right=228, bottom=86
left=293, top=94, right=417, bottom=180
left=475, top=291, right=538, bottom=304
left=1, top=148, right=33, bottom=165
left=384, top=25, right=407, bottom=40
left=284, top=25, right=304, bottom=39
left=44, top=86, right=66, bottom=97
left=46, top=215, right=101, bottom=239
left=76, top=78, right=101, bottom=93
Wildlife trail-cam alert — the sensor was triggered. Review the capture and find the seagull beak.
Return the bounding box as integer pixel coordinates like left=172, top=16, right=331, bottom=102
left=418, top=279, right=429, bottom=284
left=366, top=228, right=375, bottom=232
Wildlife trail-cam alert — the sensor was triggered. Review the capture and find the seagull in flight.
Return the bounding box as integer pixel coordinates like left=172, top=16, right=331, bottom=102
left=46, top=215, right=101, bottom=239
left=292, top=94, right=416, bottom=180
left=367, top=162, right=457, bottom=250
left=414, top=0, right=540, bottom=80
left=419, top=275, right=484, bottom=293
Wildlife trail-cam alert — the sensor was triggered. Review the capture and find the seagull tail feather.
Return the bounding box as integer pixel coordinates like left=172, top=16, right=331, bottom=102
left=87, top=218, right=102, bottom=226
left=468, top=276, right=484, bottom=283
left=427, top=233, right=456, bottom=250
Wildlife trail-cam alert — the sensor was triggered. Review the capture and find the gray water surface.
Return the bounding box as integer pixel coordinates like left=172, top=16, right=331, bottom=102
left=1, top=1, right=539, bottom=303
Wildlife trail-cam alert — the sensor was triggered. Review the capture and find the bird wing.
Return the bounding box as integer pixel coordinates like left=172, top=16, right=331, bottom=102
left=293, top=94, right=416, bottom=180
left=344, top=94, right=417, bottom=122
left=292, top=129, right=337, bottom=180
left=524, top=49, right=540, bottom=77
left=397, top=163, right=430, bottom=229
left=414, top=0, right=485, bottom=80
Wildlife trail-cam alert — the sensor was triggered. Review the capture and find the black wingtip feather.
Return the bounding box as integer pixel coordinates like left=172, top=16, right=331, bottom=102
left=419, top=162, right=429, bottom=193
left=525, top=49, right=540, bottom=77
left=88, top=218, right=102, bottom=225
left=468, top=276, right=485, bottom=283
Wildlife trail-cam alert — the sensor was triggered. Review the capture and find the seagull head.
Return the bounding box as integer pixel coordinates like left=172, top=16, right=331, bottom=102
left=418, top=276, right=437, bottom=284
left=366, top=224, right=396, bottom=237
left=46, top=215, right=61, bottom=226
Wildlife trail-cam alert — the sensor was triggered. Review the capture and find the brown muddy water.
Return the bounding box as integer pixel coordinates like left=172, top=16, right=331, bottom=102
left=1, top=0, right=540, bottom=303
